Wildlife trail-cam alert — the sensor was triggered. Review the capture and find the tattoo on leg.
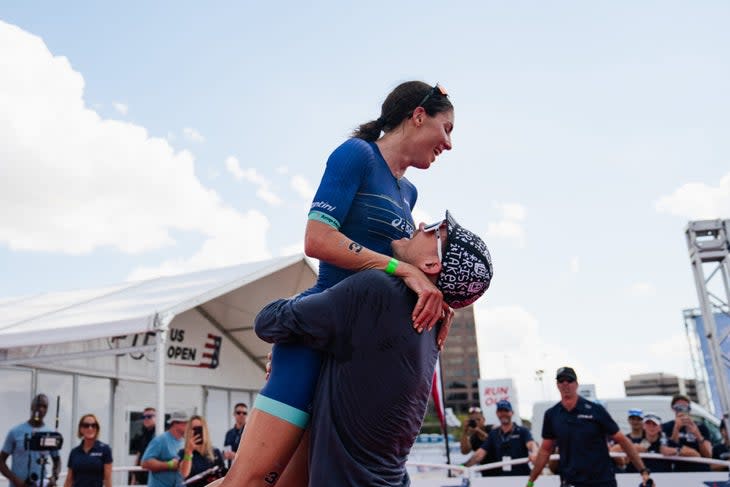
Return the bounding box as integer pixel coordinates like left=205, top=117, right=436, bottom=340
left=263, top=471, right=279, bottom=485
left=348, top=241, right=363, bottom=253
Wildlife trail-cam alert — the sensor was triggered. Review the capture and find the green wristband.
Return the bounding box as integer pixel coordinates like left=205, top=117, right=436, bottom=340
left=183, top=454, right=193, bottom=461
left=527, top=481, right=535, bottom=487
left=167, top=459, right=175, bottom=470
left=384, top=258, right=399, bottom=275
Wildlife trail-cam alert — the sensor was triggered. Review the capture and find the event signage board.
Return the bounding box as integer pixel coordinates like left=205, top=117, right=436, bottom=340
left=477, top=378, right=520, bottom=425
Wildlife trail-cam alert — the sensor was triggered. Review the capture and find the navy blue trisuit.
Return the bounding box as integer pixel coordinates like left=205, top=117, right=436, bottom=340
left=257, top=138, right=417, bottom=426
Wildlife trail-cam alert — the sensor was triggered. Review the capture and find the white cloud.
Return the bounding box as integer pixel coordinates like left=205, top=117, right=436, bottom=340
left=276, top=166, right=289, bottom=175
left=225, top=160, right=283, bottom=206
left=655, top=173, right=730, bottom=220
left=474, top=305, right=570, bottom=416
left=628, top=281, right=657, bottom=297
left=569, top=256, right=580, bottom=274
left=0, top=21, right=267, bottom=261
left=127, top=209, right=271, bottom=280
left=486, top=202, right=527, bottom=247
left=112, top=101, right=128, bottom=115
left=183, top=127, right=205, bottom=143
left=225, top=156, right=245, bottom=180
left=290, top=175, right=315, bottom=200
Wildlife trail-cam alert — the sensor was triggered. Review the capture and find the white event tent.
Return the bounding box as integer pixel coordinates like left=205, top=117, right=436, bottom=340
left=0, top=254, right=317, bottom=482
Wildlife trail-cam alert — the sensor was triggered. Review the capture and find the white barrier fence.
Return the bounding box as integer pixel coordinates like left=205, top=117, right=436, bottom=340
left=407, top=453, right=730, bottom=486
left=1, top=454, right=727, bottom=487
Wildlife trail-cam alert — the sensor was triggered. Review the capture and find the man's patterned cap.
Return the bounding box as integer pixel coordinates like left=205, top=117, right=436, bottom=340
left=437, top=210, right=493, bottom=309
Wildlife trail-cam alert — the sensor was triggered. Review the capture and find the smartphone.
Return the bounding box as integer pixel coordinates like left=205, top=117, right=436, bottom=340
left=193, top=426, right=203, bottom=445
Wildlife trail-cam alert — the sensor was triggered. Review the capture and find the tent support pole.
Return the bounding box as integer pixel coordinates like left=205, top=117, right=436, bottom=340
left=155, top=314, right=172, bottom=436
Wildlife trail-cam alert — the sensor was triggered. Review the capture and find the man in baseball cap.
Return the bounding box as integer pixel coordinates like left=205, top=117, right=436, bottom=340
left=142, top=411, right=188, bottom=487
left=528, top=367, right=646, bottom=487
left=463, top=399, right=538, bottom=477
left=223, top=211, right=492, bottom=486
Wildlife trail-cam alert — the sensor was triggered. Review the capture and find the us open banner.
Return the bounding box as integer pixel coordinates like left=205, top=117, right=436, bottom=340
left=167, top=327, right=222, bottom=369
left=111, top=327, right=222, bottom=369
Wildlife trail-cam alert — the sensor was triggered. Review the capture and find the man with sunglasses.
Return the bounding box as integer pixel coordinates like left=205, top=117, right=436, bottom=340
left=222, top=404, right=247, bottom=467
left=247, top=210, right=492, bottom=486
left=527, top=367, right=645, bottom=487
left=661, top=394, right=712, bottom=471
left=130, top=407, right=156, bottom=485
left=462, top=400, right=537, bottom=477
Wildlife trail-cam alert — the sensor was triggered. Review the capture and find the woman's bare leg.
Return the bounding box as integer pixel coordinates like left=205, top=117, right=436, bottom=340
left=216, top=409, right=305, bottom=487
left=272, top=429, right=309, bottom=487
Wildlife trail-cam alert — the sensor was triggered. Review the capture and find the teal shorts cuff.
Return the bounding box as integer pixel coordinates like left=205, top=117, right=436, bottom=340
left=254, top=394, right=310, bottom=429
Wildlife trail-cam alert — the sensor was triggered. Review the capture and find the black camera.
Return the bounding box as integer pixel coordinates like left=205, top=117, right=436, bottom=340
left=468, top=419, right=477, bottom=428
left=25, top=432, right=63, bottom=452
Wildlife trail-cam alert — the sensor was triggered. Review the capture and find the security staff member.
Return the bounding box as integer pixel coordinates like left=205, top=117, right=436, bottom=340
left=526, top=367, right=645, bottom=487
left=463, top=400, right=537, bottom=476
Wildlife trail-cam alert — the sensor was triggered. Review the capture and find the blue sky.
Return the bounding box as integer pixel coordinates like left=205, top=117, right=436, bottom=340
left=1, top=1, right=729, bottom=415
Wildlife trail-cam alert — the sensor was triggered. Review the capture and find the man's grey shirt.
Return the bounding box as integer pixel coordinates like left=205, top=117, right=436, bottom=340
left=256, top=270, right=440, bottom=487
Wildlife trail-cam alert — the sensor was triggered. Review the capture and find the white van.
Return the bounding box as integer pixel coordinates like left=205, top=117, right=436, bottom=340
left=530, top=395, right=722, bottom=444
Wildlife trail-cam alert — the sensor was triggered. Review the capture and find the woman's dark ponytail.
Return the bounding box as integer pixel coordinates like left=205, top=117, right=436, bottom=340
left=351, top=81, right=452, bottom=141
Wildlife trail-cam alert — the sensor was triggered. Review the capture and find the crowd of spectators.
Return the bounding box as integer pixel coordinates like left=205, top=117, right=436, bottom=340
left=459, top=386, right=729, bottom=480
left=2, top=388, right=728, bottom=485
left=1, top=396, right=247, bottom=487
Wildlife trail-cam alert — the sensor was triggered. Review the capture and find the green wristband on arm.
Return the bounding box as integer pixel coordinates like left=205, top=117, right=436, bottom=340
left=167, top=459, right=175, bottom=470
left=384, top=258, right=399, bottom=275
left=526, top=481, right=535, bottom=487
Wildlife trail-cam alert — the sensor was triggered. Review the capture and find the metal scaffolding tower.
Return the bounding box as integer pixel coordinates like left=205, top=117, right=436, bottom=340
left=686, top=219, right=730, bottom=418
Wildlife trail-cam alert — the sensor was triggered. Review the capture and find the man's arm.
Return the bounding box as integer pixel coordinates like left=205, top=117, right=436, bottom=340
left=462, top=447, right=487, bottom=468
left=141, top=458, right=179, bottom=473
left=527, top=438, right=554, bottom=486
left=525, top=440, right=538, bottom=463
left=693, top=424, right=713, bottom=458
left=0, top=451, right=25, bottom=487
left=459, top=425, right=473, bottom=455
left=256, top=274, right=379, bottom=352
left=612, top=432, right=646, bottom=473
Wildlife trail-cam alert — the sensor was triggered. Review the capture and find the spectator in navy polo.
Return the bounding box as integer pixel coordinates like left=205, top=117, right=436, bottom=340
left=711, top=419, right=729, bottom=471
left=129, top=407, right=156, bottom=485
left=661, top=393, right=712, bottom=472
left=626, top=409, right=645, bottom=443
left=617, top=413, right=675, bottom=474
left=462, top=399, right=537, bottom=477
left=64, top=414, right=112, bottom=487
left=527, top=367, right=645, bottom=487
left=610, top=408, right=645, bottom=472
left=222, top=403, right=247, bottom=467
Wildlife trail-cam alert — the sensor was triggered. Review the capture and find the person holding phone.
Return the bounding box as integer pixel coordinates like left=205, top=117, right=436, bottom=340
left=661, top=394, right=712, bottom=472
left=178, top=416, right=225, bottom=487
